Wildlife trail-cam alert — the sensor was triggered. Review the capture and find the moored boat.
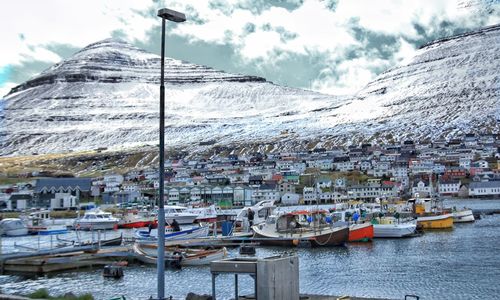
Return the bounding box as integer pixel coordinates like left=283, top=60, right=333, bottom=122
left=349, top=223, right=374, bottom=242
left=372, top=217, right=417, bottom=238
left=452, top=209, right=475, bottom=223
left=164, top=205, right=198, bottom=225
left=135, top=225, right=209, bottom=241
left=417, top=214, right=454, bottom=229
left=0, top=218, right=28, bottom=236
left=252, top=211, right=349, bottom=247
left=132, top=243, right=227, bottom=266
left=74, top=209, right=119, bottom=230
left=118, top=210, right=155, bottom=228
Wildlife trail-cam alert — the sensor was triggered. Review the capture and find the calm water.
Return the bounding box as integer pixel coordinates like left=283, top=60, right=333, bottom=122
left=1, top=199, right=500, bottom=300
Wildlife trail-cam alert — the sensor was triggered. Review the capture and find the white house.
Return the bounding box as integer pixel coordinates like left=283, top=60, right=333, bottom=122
left=438, top=180, right=461, bottom=196
left=281, top=192, right=300, bottom=205
left=469, top=181, right=500, bottom=197
left=412, top=180, right=432, bottom=197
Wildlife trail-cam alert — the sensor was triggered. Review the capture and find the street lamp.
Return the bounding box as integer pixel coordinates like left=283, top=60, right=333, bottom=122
left=156, top=7, right=186, bottom=300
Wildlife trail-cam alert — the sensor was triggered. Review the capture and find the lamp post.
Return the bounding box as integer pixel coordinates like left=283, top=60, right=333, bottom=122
left=157, top=7, right=186, bottom=300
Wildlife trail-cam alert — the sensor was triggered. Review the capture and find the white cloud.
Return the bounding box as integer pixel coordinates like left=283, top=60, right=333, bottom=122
left=0, top=0, right=154, bottom=67
left=0, top=0, right=498, bottom=95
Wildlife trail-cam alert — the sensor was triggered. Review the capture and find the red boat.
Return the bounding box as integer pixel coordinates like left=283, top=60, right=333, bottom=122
left=118, top=211, right=155, bottom=229
left=348, top=223, right=374, bottom=242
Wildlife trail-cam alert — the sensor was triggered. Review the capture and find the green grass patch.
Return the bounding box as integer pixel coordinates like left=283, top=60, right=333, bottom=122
left=27, top=288, right=94, bottom=300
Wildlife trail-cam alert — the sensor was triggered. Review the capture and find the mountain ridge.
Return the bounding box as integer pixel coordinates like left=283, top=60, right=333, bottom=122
left=1, top=25, right=499, bottom=157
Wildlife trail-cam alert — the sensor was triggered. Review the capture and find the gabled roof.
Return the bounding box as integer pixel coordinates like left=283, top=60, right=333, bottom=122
left=35, top=178, right=92, bottom=193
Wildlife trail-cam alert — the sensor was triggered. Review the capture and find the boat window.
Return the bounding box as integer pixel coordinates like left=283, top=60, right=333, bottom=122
left=89, top=215, right=96, bottom=219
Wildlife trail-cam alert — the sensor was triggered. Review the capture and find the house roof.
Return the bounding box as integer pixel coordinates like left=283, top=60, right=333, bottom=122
left=470, top=181, right=500, bottom=188
left=35, top=178, right=92, bottom=193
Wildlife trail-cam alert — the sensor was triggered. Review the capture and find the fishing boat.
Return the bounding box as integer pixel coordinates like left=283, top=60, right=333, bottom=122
left=24, top=210, right=72, bottom=234
left=372, top=217, right=417, bottom=238
left=132, top=243, right=227, bottom=266
left=73, top=209, right=119, bottom=230
left=417, top=214, right=454, bottom=229
left=330, top=210, right=373, bottom=242
left=164, top=205, right=198, bottom=225
left=349, top=223, right=374, bottom=242
left=252, top=211, right=349, bottom=247
left=0, top=218, right=29, bottom=236
left=135, top=225, right=209, bottom=241
left=118, top=210, right=155, bottom=229
left=451, top=208, right=475, bottom=223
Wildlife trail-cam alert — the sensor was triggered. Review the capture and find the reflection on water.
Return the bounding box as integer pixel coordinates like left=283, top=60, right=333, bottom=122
left=1, top=199, right=499, bottom=300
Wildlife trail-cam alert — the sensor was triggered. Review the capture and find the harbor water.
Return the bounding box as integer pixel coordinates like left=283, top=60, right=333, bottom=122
left=1, top=199, right=500, bottom=300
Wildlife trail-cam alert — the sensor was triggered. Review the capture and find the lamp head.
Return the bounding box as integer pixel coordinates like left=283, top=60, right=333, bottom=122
left=157, top=8, right=186, bottom=23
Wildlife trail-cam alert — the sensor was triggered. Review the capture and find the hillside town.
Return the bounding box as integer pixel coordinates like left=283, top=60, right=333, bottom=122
left=1, top=133, right=499, bottom=212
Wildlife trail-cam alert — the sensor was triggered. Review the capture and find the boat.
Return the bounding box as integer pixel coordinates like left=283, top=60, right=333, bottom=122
left=0, top=218, right=29, bottom=236
left=330, top=210, right=373, bottom=242
left=132, top=243, right=227, bottom=266
left=23, top=210, right=72, bottom=234
left=188, top=205, right=218, bottom=223
left=252, top=211, right=349, bottom=247
left=135, top=225, right=209, bottom=241
left=417, top=214, right=454, bottom=229
left=371, top=217, right=417, bottom=238
left=236, top=200, right=276, bottom=230
left=451, top=208, right=475, bottom=223
left=74, top=209, right=120, bottom=230
left=348, top=223, right=374, bottom=242
left=164, top=205, right=198, bottom=225
left=57, top=233, right=123, bottom=247
left=118, top=210, right=155, bottom=229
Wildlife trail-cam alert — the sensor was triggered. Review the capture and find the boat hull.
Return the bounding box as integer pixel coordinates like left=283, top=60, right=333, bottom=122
left=133, top=243, right=226, bottom=266
left=417, top=214, right=454, bottom=229
left=349, top=223, right=374, bottom=242
left=253, top=226, right=349, bottom=247
left=452, top=210, right=475, bottom=223
left=74, top=221, right=118, bottom=230
left=119, top=221, right=153, bottom=229
left=3, top=227, right=29, bottom=237
left=135, top=226, right=209, bottom=241
left=373, top=223, right=417, bottom=238
left=165, top=215, right=197, bottom=225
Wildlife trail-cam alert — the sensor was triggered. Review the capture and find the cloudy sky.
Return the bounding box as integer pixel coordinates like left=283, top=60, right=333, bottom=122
left=0, top=0, right=498, bottom=97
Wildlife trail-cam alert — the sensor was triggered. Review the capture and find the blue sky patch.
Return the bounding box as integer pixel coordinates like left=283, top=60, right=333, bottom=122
left=0, top=65, right=12, bottom=87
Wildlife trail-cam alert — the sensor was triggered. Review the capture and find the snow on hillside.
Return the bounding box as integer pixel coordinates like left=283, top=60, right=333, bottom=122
left=1, top=24, right=499, bottom=156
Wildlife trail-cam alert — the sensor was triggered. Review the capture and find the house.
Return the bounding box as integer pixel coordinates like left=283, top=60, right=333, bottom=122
left=347, top=184, right=398, bottom=201
left=251, top=183, right=280, bottom=203
left=468, top=181, right=500, bottom=197
left=34, top=178, right=92, bottom=208
left=303, top=187, right=317, bottom=204
left=279, top=182, right=296, bottom=194
left=248, top=175, right=264, bottom=186
left=411, top=180, right=432, bottom=197
left=281, top=192, right=300, bottom=205
left=438, top=180, right=461, bottom=196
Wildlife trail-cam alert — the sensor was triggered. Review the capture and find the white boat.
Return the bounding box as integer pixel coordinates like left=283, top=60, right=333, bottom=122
left=372, top=217, right=417, bottom=238
left=74, top=209, right=119, bottom=230
left=132, top=243, right=227, bottom=266
left=135, top=225, right=209, bottom=241
left=187, top=205, right=218, bottom=223
left=164, top=205, right=198, bottom=225
left=452, top=209, right=475, bottom=223
left=236, top=200, right=276, bottom=226
left=0, top=218, right=29, bottom=236
left=24, top=210, right=72, bottom=233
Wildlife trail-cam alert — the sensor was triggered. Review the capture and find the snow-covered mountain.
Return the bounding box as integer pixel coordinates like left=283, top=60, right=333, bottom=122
left=1, top=24, right=499, bottom=156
